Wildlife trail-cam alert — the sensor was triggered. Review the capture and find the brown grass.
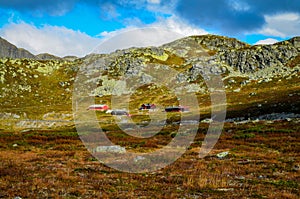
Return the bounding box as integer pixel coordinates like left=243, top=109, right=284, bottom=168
left=0, top=120, right=299, bottom=198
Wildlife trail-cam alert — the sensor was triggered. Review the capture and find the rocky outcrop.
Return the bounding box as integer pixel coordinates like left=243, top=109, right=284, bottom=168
left=192, top=34, right=249, bottom=51
left=219, top=41, right=299, bottom=73
left=75, top=35, right=300, bottom=96
left=0, top=37, right=61, bottom=60
left=0, top=37, right=36, bottom=59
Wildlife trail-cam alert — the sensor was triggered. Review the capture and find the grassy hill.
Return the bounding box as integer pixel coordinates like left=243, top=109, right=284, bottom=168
left=0, top=35, right=299, bottom=198
left=0, top=35, right=299, bottom=131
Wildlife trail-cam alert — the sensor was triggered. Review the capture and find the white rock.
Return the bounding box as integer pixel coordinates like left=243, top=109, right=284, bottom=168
left=233, top=88, right=241, bottom=92
left=134, top=156, right=146, bottom=162
left=216, top=151, right=229, bottom=159
left=95, top=145, right=126, bottom=153
left=201, top=118, right=213, bottom=123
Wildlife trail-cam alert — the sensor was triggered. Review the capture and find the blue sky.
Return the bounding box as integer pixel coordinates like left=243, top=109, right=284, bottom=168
left=0, top=0, right=299, bottom=57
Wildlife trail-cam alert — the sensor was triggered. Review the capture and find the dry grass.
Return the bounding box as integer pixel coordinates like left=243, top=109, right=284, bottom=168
left=0, top=51, right=299, bottom=198
left=0, top=120, right=299, bottom=198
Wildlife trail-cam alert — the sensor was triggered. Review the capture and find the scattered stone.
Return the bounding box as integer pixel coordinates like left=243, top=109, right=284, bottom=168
left=257, top=113, right=300, bottom=121
left=258, top=175, right=265, bottom=179
left=134, top=156, right=146, bottom=162
left=200, top=118, right=213, bottom=123
left=20, top=129, right=34, bottom=133
left=235, top=176, right=245, bottom=180
left=15, top=120, right=72, bottom=129
left=237, top=159, right=251, bottom=164
left=241, top=80, right=250, bottom=86
left=217, top=188, right=234, bottom=192
left=252, top=119, right=260, bottom=123
left=0, top=112, right=21, bottom=119
left=59, top=81, right=65, bottom=86
left=233, top=88, right=241, bottom=92
left=13, top=114, right=20, bottom=119
left=216, top=151, right=229, bottom=159
left=95, top=145, right=126, bottom=153
left=228, top=79, right=236, bottom=84
left=42, top=112, right=73, bottom=120
left=292, top=165, right=300, bottom=171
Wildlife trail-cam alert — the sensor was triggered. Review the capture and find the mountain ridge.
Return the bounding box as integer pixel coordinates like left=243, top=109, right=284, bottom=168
left=0, top=37, right=65, bottom=60
left=0, top=37, right=36, bottom=59
left=1, top=34, right=300, bottom=60
left=0, top=34, right=299, bottom=131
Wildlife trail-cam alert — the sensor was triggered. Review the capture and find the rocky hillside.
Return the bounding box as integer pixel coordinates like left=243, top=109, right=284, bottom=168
left=0, top=37, right=61, bottom=60
left=0, top=34, right=299, bottom=131
left=75, top=34, right=299, bottom=99
left=0, top=37, right=36, bottom=59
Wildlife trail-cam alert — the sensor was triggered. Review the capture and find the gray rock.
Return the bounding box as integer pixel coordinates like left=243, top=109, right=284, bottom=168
left=95, top=145, right=126, bottom=153
left=134, top=156, right=146, bottom=162
left=216, top=151, right=229, bottom=159
left=233, top=88, right=241, bottom=92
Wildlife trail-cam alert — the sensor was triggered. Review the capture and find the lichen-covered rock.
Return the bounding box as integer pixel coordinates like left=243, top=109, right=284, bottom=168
left=220, top=42, right=298, bottom=73
left=42, top=111, right=73, bottom=120
left=0, top=34, right=300, bottom=131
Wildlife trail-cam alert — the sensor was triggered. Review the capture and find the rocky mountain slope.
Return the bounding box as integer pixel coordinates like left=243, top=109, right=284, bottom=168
left=0, top=34, right=299, bottom=131
left=0, top=37, right=36, bottom=59
left=0, top=37, right=61, bottom=60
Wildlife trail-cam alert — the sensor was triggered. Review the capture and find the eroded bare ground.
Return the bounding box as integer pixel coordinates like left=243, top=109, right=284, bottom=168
left=0, top=120, right=299, bottom=198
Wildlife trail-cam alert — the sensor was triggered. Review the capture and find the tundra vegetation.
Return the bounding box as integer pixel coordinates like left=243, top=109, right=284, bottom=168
left=0, top=35, right=299, bottom=198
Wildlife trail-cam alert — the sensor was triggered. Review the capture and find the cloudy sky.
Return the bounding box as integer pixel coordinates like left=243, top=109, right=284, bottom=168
left=0, top=0, right=299, bottom=57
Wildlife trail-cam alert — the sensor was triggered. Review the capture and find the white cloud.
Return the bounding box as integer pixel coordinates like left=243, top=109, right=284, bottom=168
left=155, top=16, right=207, bottom=36
left=100, top=3, right=120, bottom=20
left=259, top=12, right=300, bottom=38
left=146, top=0, right=178, bottom=14
left=228, top=0, right=250, bottom=12
left=254, top=38, right=279, bottom=45
left=269, top=13, right=299, bottom=21
left=0, top=22, right=100, bottom=57
left=147, top=0, right=161, bottom=4
left=0, top=16, right=207, bottom=57
left=93, top=27, right=183, bottom=54
left=93, top=16, right=207, bottom=54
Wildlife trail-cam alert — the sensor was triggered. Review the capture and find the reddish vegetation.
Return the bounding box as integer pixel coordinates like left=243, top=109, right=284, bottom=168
left=0, top=120, right=299, bottom=198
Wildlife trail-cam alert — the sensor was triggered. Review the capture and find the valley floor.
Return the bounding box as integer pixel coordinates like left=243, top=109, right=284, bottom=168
left=0, top=120, right=299, bottom=198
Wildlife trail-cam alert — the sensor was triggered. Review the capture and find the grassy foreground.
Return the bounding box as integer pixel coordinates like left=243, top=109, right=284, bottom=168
left=0, top=120, right=299, bottom=198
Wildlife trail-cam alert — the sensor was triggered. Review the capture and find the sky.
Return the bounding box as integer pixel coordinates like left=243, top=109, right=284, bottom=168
left=0, top=0, right=299, bottom=57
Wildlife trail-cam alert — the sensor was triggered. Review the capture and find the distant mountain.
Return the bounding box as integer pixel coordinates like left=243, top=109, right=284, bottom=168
left=63, top=55, right=79, bottom=61
left=0, top=37, right=36, bottom=59
left=36, top=53, right=61, bottom=60
left=0, top=37, right=62, bottom=60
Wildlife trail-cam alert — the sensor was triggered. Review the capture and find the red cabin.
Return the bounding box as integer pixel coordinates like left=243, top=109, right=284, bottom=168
left=87, top=104, right=109, bottom=111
